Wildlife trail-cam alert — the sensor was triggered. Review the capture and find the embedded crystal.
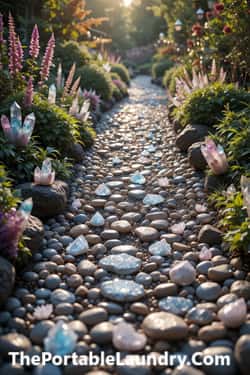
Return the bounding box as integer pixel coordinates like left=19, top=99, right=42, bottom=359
left=218, top=298, right=247, bottom=328
left=34, top=158, right=55, bottom=186
left=113, top=322, right=146, bottom=352
left=112, top=156, right=122, bottom=165
left=131, top=172, right=146, bottom=185
left=171, top=222, right=186, bottom=234
left=66, top=235, right=89, bottom=256
left=48, top=84, right=57, bottom=104
left=95, top=184, right=111, bottom=197
left=90, top=211, right=105, bottom=227
left=101, top=279, right=145, bottom=302
left=159, top=296, right=193, bottom=316
left=149, top=239, right=171, bottom=256
left=99, top=253, right=141, bottom=275
left=44, top=321, right=77, bottom=355
left=169, top=260, right=196, bottom=286
left=143, top=194, right=164, bottom=205
left=158, top=177, right=169, bottom=187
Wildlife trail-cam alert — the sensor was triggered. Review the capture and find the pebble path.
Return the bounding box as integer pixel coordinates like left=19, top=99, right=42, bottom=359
left=0, top=76, right=250, bottom=375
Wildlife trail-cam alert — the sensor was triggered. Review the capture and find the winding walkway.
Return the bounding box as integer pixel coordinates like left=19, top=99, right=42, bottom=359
left=0, top=76, right=248, bottom=375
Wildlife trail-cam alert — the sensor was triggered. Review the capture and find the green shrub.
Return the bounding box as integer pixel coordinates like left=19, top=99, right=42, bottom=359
left=163, top=64, right=191, bottom=94
left=152, top=59, right=174, bottom=79
left=54, top=41, right=91, bottom=73
left=175, top=83, right=250, bottom=127
left=214, top=107, right=250, bottom=182
left=111, top=63, right=130, bottom=85
left=0, top=70, right=12, bottom=102
left=0, top=164, right=20, bottom=211
left=77, top=65, right=113, bottom=101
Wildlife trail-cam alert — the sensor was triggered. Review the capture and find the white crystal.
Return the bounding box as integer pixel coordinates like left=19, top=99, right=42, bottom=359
left=66, top=235, right=89, bottom=256
left=90, top=212, right=105, bottom=226
left=48, top=84, right=56, bottom=104
left=149, top=239, right=171, bottom=256
left=143, top=194, right=164, bottom=205
left=113, top=322, right=146, bottom=352
left=33, top=304, right=53, bottom=320
left=71, top=199, right=81, bottom=210
left=195, top=204, right=207, bottom=213
left=171, top=222, right=186, bottom=234
left=131, top=172, right=146, bottom=185
left=158, top=177, right=169, bottom=187
left=169, top=260, right=196, bottom=286
left=199, top=246, right=213, bottom=261
left=95, top=184, right=111, bottom=197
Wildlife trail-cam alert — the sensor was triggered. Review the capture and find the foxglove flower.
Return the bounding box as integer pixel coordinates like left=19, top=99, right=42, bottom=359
left=29, top=24, right=40, bottom=59
left=63, top=63, right=76, bottom=97
left=201, top=138, right=228, bottom=175
left=8, top=13, right=20, bottom=77
left=23, top=77, right=34, bottom=108
left=16, top=36, right=23, bottom=70
left=39, top=33, right=55, bottom=84
left=1, top=101, right=35, bottom=147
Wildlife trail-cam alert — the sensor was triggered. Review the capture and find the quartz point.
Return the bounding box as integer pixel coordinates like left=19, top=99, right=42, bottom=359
left=95, top=183, right=111, bottom=197
left=90, top=211, right=105, bottom=226
left=44, top=321, right=77, bottom=355
left=66, top=235, right=89, bottom=256
left=113, top=322, right=146, bottom=352
left=34, top=158, right=55, bottom=186
left=18, top=198, right=33, bottom=221
left=149, top=239, right=171, bottom=256
left=131, top=172, right=146, bottom=185
left=143, top=194, right=164, bottom=205
left=48, top=84, right=57, bottom=104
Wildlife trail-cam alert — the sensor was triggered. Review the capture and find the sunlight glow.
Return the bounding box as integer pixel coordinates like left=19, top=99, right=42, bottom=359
left=123, top=0, right=133, bottom=7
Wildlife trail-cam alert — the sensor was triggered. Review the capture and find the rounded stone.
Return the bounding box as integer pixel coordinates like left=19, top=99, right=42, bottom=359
left=142, top=312, right=188, bottom=340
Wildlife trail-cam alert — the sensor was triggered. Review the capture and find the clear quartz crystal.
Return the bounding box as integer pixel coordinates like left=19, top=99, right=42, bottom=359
left=131, top=172, right=146, bottom=185
left=90, top=212, right=105, bottom=226
left=10, top=101, right=22, bottom=132
left=18, top=198, right=33, bottom=221
left=143, top=194, right=164, bottom=206
left=95, top=184, right=111, bottom=197
left=34, top=158, right=55, bottom=186
left=48, top=84, right=57, bottom=104
left=44, top=321, right=77, bottom=355
left=66, top=235, right=89, bottom=256
left=149, top=239, right=172, bottom=256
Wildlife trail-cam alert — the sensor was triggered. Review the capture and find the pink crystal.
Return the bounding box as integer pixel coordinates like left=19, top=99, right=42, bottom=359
left=201, top=137, right=228, bottom=175
left=171, top=222, right=186, bottom=234
left=195, top=204, right=207, bottom=213
left=113, top=322, right=146, bottom=352
left=158, top=177, right=169, bottom=187
left=169, top=260, right=196, bottom=286
left=218, top=298, right=247, bottom=328
left=199, top=246, right=212, bottom=261
left=34, top=159, right=55, bottom=186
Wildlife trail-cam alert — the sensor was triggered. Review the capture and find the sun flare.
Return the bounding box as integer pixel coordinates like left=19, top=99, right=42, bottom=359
left=123, top=0, right=133, bottom=7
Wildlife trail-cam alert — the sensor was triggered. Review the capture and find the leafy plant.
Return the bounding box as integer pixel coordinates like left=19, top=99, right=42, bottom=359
left=77, top=64, right=113, bottom=101
left=210, top=190, right=250, bottom=254
left=111, top=63, right=130, bottom=85
left=174, top=83, right=250, bottom=127
left=0, top=164, right=20, bottom=212
left=54, top=41, right=91, bottom=74
left=152, top=59, right=174, bottom=79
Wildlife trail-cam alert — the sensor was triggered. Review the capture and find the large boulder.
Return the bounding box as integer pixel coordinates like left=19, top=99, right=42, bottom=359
left=24, top=215, right=44, bottom=253
left=69, top=143, right=85, bottom=162
left=176, top=124, right=209, bottom=152
left=0, top=257, right=15, bottom=306
left=198, top=225, right=223, bottom=245
left=204, top=174, right=229, bottom=193
left=188, top=142, right=207, bottom=170
left=19, top=181, right=69, bottom=219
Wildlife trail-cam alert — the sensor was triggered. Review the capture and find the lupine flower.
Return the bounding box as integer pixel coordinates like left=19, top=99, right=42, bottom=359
left=8, top=13, right=20, bottom=77
left=23, top=77, right=34, bottom=108
left=0, top=13, right=4, bottom=45
left=29, top=24, right=40, bottom=59
left=16, top=36, right=23, bottom=70
left=39, top=33, right=55, bottom=84
left=70, top=77, right=81, bottom=96
left=63, top=63, right=76, bottom=97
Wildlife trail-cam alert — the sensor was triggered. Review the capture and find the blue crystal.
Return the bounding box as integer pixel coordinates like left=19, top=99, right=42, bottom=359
left=101, top=279, right=145, bottom=302
left=130, top=172, right=146, bottom=185
left=95, top=183, right=111, bottom=197
left=147, top=131, right=154, bottom=140
left=112, top=157, right=122, bottom=166
left=44, top=321, right=77, bottom=355
left=159, top=296, right=193, bottom=316
left=99, top=253, right=141, bottom=275
left=10, top=101, right=22, bottom=133
left=66, top=235, right=89, bottom=256
left=145, top=145, right=156, bottom=153
left=143, top=194, right=164, bottom=205
left=149, top=239, right=171, bottom=256
left=90, top=212, right=105, bottom=226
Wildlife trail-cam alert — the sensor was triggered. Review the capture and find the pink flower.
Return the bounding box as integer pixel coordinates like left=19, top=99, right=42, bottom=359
left=223, top=25, right=232, bottom=34
left=23, top=77, right=34, bottom=108
left=8, top=13, right=20, bottom=77
left=16, top=36, right=23, bottom=70
left=29, top=24, right=40, bottom=59
left=0, top=12, right=4, bottom=45
left=39, top=32, right=55, bottom=84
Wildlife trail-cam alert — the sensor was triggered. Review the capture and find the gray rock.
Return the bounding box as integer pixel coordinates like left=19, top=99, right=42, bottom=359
left=235, top=334, right=250, bottom=375
left=99, top=253, right=141, bottom=275
left=19, top=181, right=69, bottom=219
left=135, top=226, right=159, bottom=242
left=188, top=142, right=207, bottom=170
left=90, top=322, right=113, bottom=344
left=176, top=124, right=209, bottom=152
left=196, top=282, right=221, bottom=301
left=0, top=257, right=15, bottom=306
left=30, top=320, right=55, bottom=344
left=142, top=312, right=188, bottom=340
left=198, top=225, right=223, bottom=245
left=50, top=289, right=75, bottom=304
left=24, top=215, right=44, bottom=253
left=201, top=346, right=237, bottom=375
left=0, top=333, right=31, bottom=356
left=208, top=264, right=233, bottom=282
left=79, top=307, right=108, bottom=326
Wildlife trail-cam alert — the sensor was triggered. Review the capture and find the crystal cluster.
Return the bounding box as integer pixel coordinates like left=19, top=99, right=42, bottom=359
left=66, top=235, right=89, bottom=256
left=241, top=176, right=250, bottom=218
left=201, top=138, right=228, bottom=175
left=33, top=304, right=53, bottom=320
left=131, top=172, right=146, bottom=185
left=113, top=322, right=146, bottom=352
left=69, top=96, right=90, bottom=122
left=0, top=198, right=33, bottom=258
left=48, top=84, right=56, bottom=104
left=44, top=321, right=77, bottom=356
left=34, top=159, right=55, bottom=186
left=1, top=102, right=35, bottom=147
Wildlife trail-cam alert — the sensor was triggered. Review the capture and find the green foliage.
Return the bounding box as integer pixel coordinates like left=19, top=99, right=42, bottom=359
left=77, top=64, right=113, bottom=101
left=163, top=64, right=191, bottom=93
left=0, top=164, right=20, bottom=212
left=78, top=124, right=96, bottom=149
left=210, top=191, right=250, bottom=254
left=54, top=41, right=91, bottom=74
left=0, top=70, right=12, bottom=102
left=214, top=107, right=250, bottom=183
left=174, top=83, right=250, bottom=127
left=111, top=63, right=130, bottom=85
left=152, top=59, right=174, bottom=79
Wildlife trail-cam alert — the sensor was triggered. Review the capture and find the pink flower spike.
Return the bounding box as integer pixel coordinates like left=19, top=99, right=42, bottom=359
left=29, top=24, right=40, bottom=59
left=171, top=222, right=186, bottom=235
left=39, top=32, right=55, bottom=84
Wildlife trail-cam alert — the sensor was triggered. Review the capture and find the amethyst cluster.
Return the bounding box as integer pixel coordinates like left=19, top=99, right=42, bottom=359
left=0, top=209, right=25, bottom=258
